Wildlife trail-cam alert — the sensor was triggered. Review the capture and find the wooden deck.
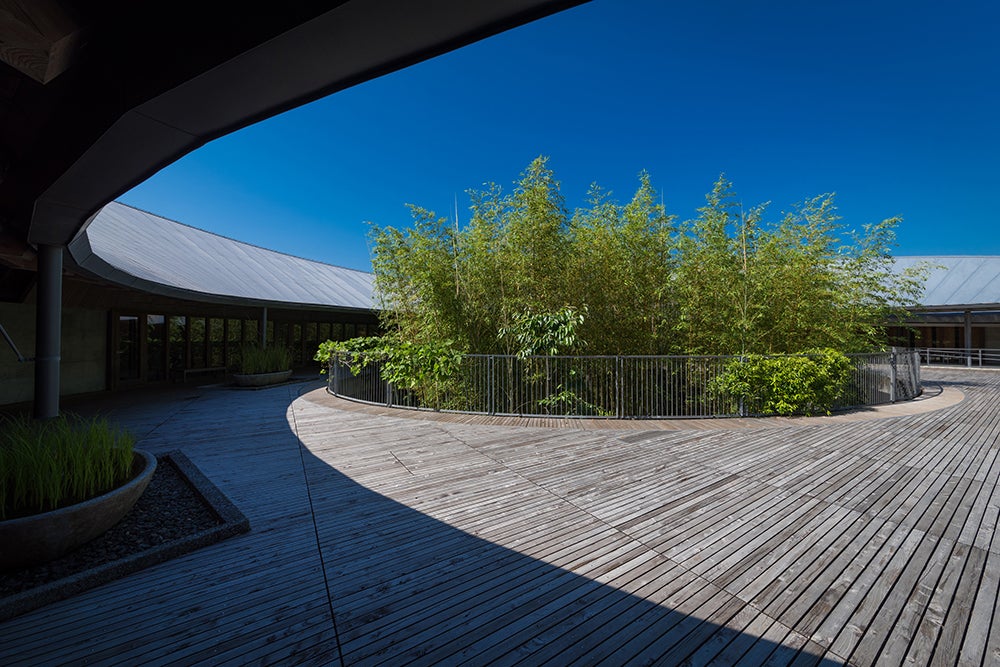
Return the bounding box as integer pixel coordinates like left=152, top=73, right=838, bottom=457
left=1, top=368, right=998, bottom=666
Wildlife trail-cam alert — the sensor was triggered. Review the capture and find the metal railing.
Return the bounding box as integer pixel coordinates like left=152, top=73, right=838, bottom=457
left=914, top=347, right=1000, bottom=368
left=329, top=349, right=922, bottom=419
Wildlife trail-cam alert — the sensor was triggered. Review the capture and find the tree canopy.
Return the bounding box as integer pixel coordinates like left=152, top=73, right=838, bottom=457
left=368, top=156, right=926, bottom=357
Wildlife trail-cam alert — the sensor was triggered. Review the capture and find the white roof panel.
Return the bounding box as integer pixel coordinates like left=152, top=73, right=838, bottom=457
left=894, top=256, right=1000, bottom=308
left=70, top=202, right=376, bottom=311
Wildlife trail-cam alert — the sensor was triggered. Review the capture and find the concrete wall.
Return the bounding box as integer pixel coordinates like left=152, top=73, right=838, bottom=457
left=0, top=300, right=107, bottom=406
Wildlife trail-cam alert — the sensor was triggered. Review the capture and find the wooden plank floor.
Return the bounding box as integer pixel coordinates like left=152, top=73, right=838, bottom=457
left=1, top=368, right=998, bottom=666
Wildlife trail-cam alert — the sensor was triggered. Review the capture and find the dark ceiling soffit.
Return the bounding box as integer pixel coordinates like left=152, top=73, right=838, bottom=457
left=30, top=0, right=587, bottom=247
left=0, top=0, right=84, bottom=84
left=66, top=231, right=378, bottom=315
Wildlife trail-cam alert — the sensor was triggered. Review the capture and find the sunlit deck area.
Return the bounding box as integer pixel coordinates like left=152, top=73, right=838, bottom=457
left=2, top=368, right=998, bottom=666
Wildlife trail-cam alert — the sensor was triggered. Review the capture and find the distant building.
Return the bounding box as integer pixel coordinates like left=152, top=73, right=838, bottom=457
left=889, top=256, right=1000, bottom=351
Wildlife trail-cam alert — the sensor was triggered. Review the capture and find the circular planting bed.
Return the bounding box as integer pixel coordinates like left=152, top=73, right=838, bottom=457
left=233, top=369, right=293, bottom=387
left=0, top=450, right=156, bottom=572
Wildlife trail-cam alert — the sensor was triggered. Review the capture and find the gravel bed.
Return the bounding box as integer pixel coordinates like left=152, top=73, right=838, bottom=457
left=0, top=455, right=230, bottom=600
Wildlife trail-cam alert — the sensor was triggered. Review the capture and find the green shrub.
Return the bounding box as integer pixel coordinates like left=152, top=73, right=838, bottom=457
left=714, top=348, right=853, bottom=416
left=0, top=414, right=136, bottom=520
left=239, top=345, right=292, bottom=374
left=315, top=336, right=383, bottom=375
left=317, top=336, right=465, bottom=409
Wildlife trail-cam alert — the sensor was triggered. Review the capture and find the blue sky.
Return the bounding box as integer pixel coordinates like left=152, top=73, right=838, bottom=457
left=120, top=0, right=1000, bottom=272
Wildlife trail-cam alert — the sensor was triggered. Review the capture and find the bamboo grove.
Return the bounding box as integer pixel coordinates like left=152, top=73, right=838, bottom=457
left=368, top=156, right=927, bottom=358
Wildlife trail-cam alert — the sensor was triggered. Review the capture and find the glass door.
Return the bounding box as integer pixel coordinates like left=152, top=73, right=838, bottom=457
left=117, top=315, right=140, bottom=382
left=147, top=315, right=166, bottom=381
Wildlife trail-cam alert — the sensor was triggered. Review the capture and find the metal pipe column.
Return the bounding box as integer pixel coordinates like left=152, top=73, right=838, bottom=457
left=34, top=244, right=63, bottom=419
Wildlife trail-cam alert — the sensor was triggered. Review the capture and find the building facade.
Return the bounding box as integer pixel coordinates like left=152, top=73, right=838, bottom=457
left=1, top=203, right=379, bottom=406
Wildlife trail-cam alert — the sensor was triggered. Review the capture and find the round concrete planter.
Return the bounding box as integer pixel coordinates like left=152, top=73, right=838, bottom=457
left=0, top=449, right=156, bottom=572
left=232, top=369, right=293, bottom=387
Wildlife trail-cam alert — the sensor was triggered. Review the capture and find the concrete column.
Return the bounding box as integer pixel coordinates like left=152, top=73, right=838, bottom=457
left=34, top=244, right=63, bottom=419
left=260, top=307, right=268, bottom=347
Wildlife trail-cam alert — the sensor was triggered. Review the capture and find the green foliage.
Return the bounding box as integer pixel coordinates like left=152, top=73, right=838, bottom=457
left=498, top=306, right=586, bottom=358
left=568, top=172, right=678, bottom=353
left=318, top=336, right=465, bottom=409
left=239, top=345, right=292, bottom=374
left=379, top=339, right=464, bottom=396
left=0, top=414, right=135, bottom=520
left=357, top=159, right=928, bottom=417
left=314, top=336, right=383, bottom=375
left=369, top=158, right=927, bottom=359
left=314, top=339, right=338, bottom=373
left=714, top=349, right=854, bottom=416
left=536, top=375, right=612, bottom=417
left=370, top=156, right=576, bottom=355
left=671, top=178, right=929, bottom=355
left=497, top=307, right=602, bottom=414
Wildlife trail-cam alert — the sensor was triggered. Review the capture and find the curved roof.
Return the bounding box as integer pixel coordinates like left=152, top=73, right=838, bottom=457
left=895, top=256, right=1000, bottom=310
left=68, top=202, right=376, bottom=312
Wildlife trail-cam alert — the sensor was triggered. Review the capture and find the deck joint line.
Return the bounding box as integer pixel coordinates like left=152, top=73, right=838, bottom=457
left=290, top=387, right=346, bottom=666
left=389, top=450, right=416, bottom=475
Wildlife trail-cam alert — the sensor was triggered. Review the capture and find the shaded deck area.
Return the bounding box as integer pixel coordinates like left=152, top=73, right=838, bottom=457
left=1, top=368, right=998, bottom=665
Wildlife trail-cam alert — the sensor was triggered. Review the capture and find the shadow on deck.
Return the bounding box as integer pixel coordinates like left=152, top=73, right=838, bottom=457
left=2, top=367, right=997, bottom=665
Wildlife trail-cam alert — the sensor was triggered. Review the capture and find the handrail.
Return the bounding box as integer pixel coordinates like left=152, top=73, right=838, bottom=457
left=329, top=349, right=922, bottom=419
left=914, top=347, right=1000, bottom=368
left=0, top=322, right=33, bottom=362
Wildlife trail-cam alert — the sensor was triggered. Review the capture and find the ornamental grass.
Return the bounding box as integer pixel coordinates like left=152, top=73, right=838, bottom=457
left=239, top=345, right=292, bottom=375
left=0, top=414, right=135, bottom=520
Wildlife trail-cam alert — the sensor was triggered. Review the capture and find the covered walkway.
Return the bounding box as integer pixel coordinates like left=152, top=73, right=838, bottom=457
left=1, top=368, right=998, bottom=665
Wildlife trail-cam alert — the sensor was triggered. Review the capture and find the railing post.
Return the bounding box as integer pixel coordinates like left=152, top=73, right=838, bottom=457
left=385, top=373, right=392, bottom=408
left=488, top=355, right=495, bottom=415
left=890, top=347, right=898, bottom=403
left=738, top=355, right=747, bottom=417
left=615, top=356, right=622, bottom=418
left=545, top=356, right=551, bottom=414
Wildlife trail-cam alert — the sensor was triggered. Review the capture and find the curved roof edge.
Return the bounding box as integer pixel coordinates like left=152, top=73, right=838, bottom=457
left=68, top=202, right=378, bottom=313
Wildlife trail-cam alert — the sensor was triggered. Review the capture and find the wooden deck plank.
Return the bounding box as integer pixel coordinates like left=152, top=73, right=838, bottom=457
left=494, top=558, right=683, bottom=666
left=959, top=544, right=1000, bottom=666
left=513, top=559, right=690, bottom=665
left=730, top=624, right=817, bottom=667
left=334, top=527, right=625, bottom=647
left=700, top=609, right=780, bottom=666
left=350, top=541, right=643, bottom=664
left=407, top=548, right=664, bottom=665
left=2, top=369, right=999, bottom=666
